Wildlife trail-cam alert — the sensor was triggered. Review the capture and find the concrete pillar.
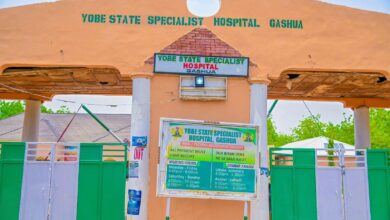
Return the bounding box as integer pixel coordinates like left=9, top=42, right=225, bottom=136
left=22, top=100, right=41, bottom=142
left=354, top=106, right=371, bottom=149
left=250, top=83, right=269, bottom=220
left=128, top=77, right=151, bottom=220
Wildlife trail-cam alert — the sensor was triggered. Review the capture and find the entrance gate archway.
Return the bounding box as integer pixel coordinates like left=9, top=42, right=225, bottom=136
left=0, top=1, right=390, bottom=220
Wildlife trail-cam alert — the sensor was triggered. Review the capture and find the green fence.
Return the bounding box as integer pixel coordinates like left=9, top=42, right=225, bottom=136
left=367, top=149, right=390, bottom=220
left=270, top=148, right=317, bottom=220
left=0, top=142, right=25, bottom=220
left=77, top=143, right=128, bottom=220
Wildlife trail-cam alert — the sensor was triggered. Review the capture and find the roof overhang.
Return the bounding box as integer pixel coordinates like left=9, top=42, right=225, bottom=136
left=0, top=66, right=132, bottom=100
left=0, top=0, right=389, bottom=106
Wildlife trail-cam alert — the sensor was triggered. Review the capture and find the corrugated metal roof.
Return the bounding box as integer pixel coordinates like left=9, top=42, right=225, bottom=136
left=0, top=113, right=131, bottom=143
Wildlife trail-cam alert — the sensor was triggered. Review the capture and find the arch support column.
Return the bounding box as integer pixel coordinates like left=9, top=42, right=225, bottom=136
left=128, top=76, right=151, bottom=220
left=249, top=82, right=269, bottom=220
left=22, top=100, right=41, bottom=142
left=354, top=106, right=371, bottom=149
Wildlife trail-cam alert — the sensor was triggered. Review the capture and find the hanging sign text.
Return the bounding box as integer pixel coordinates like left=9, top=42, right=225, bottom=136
left=157, top=118, right=259, bottom=201
left=154, top=54, right=249, bottom=77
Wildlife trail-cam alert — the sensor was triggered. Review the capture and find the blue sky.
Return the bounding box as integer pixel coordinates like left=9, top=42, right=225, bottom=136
left=321, top=0, right=390, bottom=14
left=1, top=0, right=390, bottom=14
left=0, top=0, right=389, bottom=134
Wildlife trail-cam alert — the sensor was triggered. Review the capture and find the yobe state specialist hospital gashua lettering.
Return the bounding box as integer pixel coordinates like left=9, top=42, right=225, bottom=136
left=81, top=14, right=304, bottom=29
left=154, top=54, right=249, bottom=77
left=269, top=18, right=303, bottom=29
left=185, top=127, right=243, bottom=144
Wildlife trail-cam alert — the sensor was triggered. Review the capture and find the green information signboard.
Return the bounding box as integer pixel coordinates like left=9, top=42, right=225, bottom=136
left=157, top=118, right=259, bottom=201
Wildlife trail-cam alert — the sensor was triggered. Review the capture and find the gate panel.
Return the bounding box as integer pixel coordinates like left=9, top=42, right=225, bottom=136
left=101, top=163, right=127, bottom=220
left=294, top=150, right=317, bottom=220
left=19, top=162, right=51, bottom=220
left=367, top=149, right=390, bottom=220
left=77, top=143, right=127, bottom=220
left=343, top=150, right=370, bottom=220
left=77, top=163, right=101, bottom=220
left=316, top=168, right=343, bottom=220
left=19, top=143, right=52, bottom=220
left=270, top=165, right=294, bottom=220
left=316, top=149, right=343, bottom=220
left=270, top=149, right=317, bottom=220
left=295, top=168, right=317, bottom=219
left=50, top=144, right=80, bottom=220
left=0, top=142, right=25, bottom=220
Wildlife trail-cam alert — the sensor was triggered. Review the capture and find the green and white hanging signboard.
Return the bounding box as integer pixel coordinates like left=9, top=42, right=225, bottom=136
left=154, top=53, right=249, bottom=77
left=157, top=118, right=259, bottom=201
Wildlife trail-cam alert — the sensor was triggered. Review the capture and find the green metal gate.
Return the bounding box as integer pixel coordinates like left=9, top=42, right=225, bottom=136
left=367, top=149, right=390, bottom=220
left=77, top=143, right=128, bottom=220
left=0, top=142, right=127, bottom=220
left=271, top=148, right=390, bottom=220
left=0, top=142, right=25, bottom=220
left=270, top=148, right=317, bottom=220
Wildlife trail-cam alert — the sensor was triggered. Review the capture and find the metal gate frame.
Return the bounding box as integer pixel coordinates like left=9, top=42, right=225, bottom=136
left=270, top=148, right=317, bottom=220
left=315, top=147, right=371, bottom=220
left=270, top=147, right=378, bottom=220
left=76, top=143, right=127, bottom=220
left=315, top=148, right=343, bottom=220
left=19, top=142, right=80, bottom=220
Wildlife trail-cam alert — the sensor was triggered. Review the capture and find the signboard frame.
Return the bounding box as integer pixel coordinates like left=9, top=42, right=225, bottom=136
left=156, top=118, right=260, bottom=201
left=153, top=53, right=250, bottom=77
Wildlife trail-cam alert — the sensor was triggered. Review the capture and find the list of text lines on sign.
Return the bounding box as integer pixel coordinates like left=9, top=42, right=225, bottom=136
left=157, top=118, right=260, bottom=201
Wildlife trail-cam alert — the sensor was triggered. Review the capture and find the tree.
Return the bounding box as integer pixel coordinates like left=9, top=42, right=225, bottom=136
left=271, top=109, right=390, bottom=149
left=0, top=100, right=72, bottom=120
left=268, top=117, right=295, bottom=147
left=41, top=104, right=71, bottom=114
left=55, top=105, right=72, bottom=113
left=370, top=109, right=390, bottom=149
left=323, top=114, right=354, bottom=145
left=0, top=101, right=24, bottom=119
left=292, top=114, right=325, bottom=140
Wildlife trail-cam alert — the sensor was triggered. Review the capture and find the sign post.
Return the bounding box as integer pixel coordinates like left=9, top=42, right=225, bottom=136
left=157, top=118, right=259, bottom=206
left=165, top=198, right=171, bottom=220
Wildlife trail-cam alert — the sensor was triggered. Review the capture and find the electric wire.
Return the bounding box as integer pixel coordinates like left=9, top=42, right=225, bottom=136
left=302, top=100, right=324, bottom=136
left=56, top=105, right=82, bottom=143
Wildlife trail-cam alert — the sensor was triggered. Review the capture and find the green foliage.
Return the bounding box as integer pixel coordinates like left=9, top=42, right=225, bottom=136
left=292, top=114, right=325, bottom=140
left=55, top=105, right=72, bottom=113
left=323, top=114, right=354, bottom=146
left=0, top=101, right=24, bottom=119
left=327, top=139, right=335, bottom=166
left=370, top=109, right=390, bottom=149
left=267, top=118, right=295, bottom=147
left=41, top=105, right=54, bottom=113
left=41, top=105, right=71, bottom=114
left=0, top=101, right=72, bottom=119
left=268, top=109, right=390, bottom=149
